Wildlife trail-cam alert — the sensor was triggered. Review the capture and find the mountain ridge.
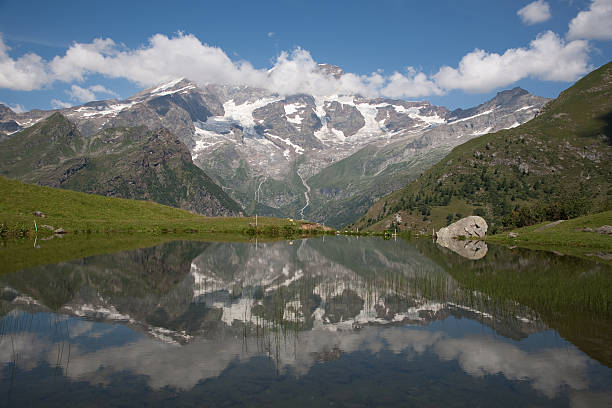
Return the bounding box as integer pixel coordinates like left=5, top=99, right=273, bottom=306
left=351, top=61, right=612, bottom=233
left=0, top=113, right=243, bottom=217
left=1, top=71, right=551, bottom=226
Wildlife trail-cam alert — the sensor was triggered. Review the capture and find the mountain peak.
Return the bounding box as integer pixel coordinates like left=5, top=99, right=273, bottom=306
left=0, top=104, right=14, bottom=116
left=144, top=78, right=197, bottom=97
left=317, top=64, right=344, bottom=79
left=494, top=87, right=530, bottom=98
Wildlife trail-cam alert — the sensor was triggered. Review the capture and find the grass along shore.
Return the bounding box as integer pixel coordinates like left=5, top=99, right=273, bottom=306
left=0, top=176, right=333, bottom=238
left=485, top=210, right=612, bottom=261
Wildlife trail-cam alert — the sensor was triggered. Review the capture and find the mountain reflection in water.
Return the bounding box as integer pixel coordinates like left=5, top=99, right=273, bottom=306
left=1, top=236, right=611, bottom=407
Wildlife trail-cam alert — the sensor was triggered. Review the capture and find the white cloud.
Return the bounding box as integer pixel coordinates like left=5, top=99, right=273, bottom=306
left=50, top=98, right=72, bottom=109
left=517, top=1, right=552, bottom=24
left=567, top=0, right=612, bottom=40
left=381, top=68, right=443, bottom=98
left=67, top=84, right=119, bottom=102
left=433, top=31, right=591, bottom=93
left=267, top=32, right=275, bottom=38
left=0, top=34, right=48, bottom=91
left=67, top=84, right=95, bottom=102
left=0, top=31, right=596, bottom=99
left=89, top=84, right=118, bottom=97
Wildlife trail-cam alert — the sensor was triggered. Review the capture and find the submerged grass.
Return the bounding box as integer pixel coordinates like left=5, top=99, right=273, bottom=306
left=416, top=240, right=612, bottom=318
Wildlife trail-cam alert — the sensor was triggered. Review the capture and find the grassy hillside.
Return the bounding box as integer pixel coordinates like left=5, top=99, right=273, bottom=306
left=0, top=176, right=319, bottom=237
left=353, top=61, right=612, bottom=233
left=0, top=113, right=243, bottom=216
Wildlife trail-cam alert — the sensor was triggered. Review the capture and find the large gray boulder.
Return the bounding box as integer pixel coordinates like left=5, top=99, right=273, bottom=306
left=436, top=216, right=488, bottom=259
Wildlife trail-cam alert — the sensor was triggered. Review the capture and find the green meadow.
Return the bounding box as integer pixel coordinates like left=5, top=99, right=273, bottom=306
left=485, top=210, right=612, bottom=261
left=0, top=176, right=330, bottom=238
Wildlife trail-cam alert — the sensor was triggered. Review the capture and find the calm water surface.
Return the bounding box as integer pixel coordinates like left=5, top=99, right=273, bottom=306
left=0, top=236, right=611, bottom=407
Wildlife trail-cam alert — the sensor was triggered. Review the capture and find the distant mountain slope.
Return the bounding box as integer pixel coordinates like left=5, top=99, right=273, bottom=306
left=306, top=87, right=549, bottom=227
left=0, top=113, right=242, bottom=217
left=353, top=61, right=612, bottom=233
left=1, top=69, right=549, bottom=226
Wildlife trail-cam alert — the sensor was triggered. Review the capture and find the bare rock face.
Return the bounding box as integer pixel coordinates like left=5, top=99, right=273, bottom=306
left=324, top=101, right=365, bottom=137
left=436, top=216, right=488, bottom=259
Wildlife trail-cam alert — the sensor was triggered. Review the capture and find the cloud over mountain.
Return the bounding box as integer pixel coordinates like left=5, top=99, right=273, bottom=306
left=67, top=84, right=118, bottom=102
left=434, top=31, right=590, bottom=93
left=0, top=29, right=593, bottom=98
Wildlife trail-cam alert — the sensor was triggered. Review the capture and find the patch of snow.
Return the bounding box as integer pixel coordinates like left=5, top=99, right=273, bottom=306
left=149, top=78, right=185, bottom=94
left=222, top=98, right=280, bottom=127
left=354, top=102, right=385, bottom=138
left=330, top=127, right=346, bottom=141
left=153, top=84, right=196, bottom=96
left=314, top=96, right=328, bottom=119
left=287, top=114, right=303, bottom=125
left=284, top=103, right=305, bottom=116
left=448, top=109, right=494, bottom=124
left=515, top=105, right=534, bottom=112
left=14, top=117, right=44, bottom=127
left=265, top=133, right=304, bottom=155
left=191, top=125, right=232, bottom=160
left=396, top=105, right=446, bottom=125
left=75, top=102, right=138, bottom=118
left=470, top=126, right=493, bottom=136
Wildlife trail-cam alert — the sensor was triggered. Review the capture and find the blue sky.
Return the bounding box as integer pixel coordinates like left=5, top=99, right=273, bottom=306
left=0, top=0, right=611, bottom=111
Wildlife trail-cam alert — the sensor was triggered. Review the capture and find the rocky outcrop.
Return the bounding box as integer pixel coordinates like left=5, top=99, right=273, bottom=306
left=324, top=101, right=365, bottom=137
left=317, top=63, right=344, bottom=79
left=436, top=216, right=488, bottom=240
left=596, top=225, right=612, bottom=235
left=436, top=216, right=488, bottom=259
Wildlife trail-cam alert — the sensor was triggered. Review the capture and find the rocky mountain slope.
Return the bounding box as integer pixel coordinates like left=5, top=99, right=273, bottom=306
left=1, top=65, right=549, bottom=226
left=352, top=61, right=612, bottom=233
left=0, top=113, right=242, bottom=216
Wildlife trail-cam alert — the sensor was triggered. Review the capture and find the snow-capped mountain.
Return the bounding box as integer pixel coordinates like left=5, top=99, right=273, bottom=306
left=0, top=66, right=550, bottom=226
